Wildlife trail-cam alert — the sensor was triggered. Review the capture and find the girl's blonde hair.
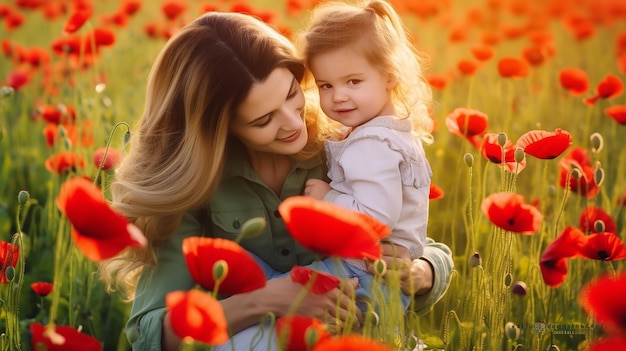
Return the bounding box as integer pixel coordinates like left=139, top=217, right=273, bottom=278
left=100, top=12, right=333, bottom=299
left=297, top=0, right=434, bottom=144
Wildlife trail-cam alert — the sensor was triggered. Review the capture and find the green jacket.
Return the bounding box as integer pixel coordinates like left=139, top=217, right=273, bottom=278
left=125, top=145, right=453, bottom=350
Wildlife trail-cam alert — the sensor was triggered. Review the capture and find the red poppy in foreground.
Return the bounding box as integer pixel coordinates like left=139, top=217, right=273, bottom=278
left=540, top=226, right=586, bottom=287
left=429, top=182, right=444, bottom=200
left=312, top=334, right=395, bottom=351
left=480, top=133, right=527, bottom=174
left=31, top=282, right=54, bottom=297
left=558, top=147, right=599, bottom=198
left=56, top=177, right=147, bottom=262
left=579, top=205, right=617, bottom=234
left=276, top=315, right=330, bottom=351
left=584, top=74, right=624, bottom=106
left=515, top=128, right=571, bottom=159
left=558, top=67, right=589, bottom=96
left=605, top=105, right=626, bottom=125
left=480, top=192, right=542, bottom=234
left=182, top=237, right=266, bottom=295
left=278, top=196, right=390, bottom=260
left=291, top=266, right=340, bottom=295
left=580, top=272, right=626, bottom=334
left=0, top=241, right=19, bottom=283
left=30, top=323, right=103, bottom=351
left=166, top=290, right=229, bottom=345
left=586, top=335, right=626, bottom=351
left=444, top=107, right=489, bottom=149
left=578, top=232, right=626, bottom=261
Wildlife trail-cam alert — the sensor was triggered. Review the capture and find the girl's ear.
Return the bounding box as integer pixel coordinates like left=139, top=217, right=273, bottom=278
left=386, top=74, right=399, bottom=90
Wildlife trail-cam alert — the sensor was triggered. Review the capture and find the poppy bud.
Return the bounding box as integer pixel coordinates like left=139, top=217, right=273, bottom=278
left=594, top=220, right=605, bottom=233
left=239, top=217, right=266, bottom=241
left=594, top=166, right=605, bottom=187
left=463, top=153, right=474, bottom=168
left=469, top=252, right=482, bottom=267
left=497, top=132, right=507, bottom=147
left=212, top=260, right=228, bottom=284
left=514, top=148, right=525, bottom=163
left=504, top=322, right=520, bottom=341
left=1, top=86, right=14, bottom=97
left=570, top=168, right=581, bottom=180
left=511, top=281, right=528, bottom=296
left=504, top=273, right=513, bottom=287
left=122, top=131, right=131, bottom=150
left=547, top=345, right=560, bottom=351
left=5, top=266, right=15, bottom=282
left=18, top=190, right=30, bottom=205
left=373, top=259, right=387, bottom=276
left=305, top=327, right=321, bottom=348
left=590, top=132, right=603, bottom=153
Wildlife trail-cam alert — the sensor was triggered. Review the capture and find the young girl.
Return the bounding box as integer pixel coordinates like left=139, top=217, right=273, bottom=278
left=299, top=0, right=435, bottom=312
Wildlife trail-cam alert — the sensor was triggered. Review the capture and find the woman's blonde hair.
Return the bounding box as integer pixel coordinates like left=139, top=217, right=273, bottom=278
left=100, top=12, right=331, bottom=299
left=297, top=0, right=434, bottom=144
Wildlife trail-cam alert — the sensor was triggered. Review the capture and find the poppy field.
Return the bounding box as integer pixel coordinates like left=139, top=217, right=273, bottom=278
left=1, top=0, right=626, bottom=350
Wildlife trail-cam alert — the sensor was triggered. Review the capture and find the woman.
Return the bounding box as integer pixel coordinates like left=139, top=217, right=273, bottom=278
left=100, top=11, right=452, bottom=351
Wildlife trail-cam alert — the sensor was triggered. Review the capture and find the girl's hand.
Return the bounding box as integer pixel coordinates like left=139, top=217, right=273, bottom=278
left=304, top=178, right=331, bottom=200
left=366, top=242, right=434, bottom=296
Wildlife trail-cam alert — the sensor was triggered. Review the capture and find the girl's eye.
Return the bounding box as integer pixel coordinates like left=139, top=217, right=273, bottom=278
left=347, top=79, right=360, bottom=85
left=319, top=83, right=331, bottom=90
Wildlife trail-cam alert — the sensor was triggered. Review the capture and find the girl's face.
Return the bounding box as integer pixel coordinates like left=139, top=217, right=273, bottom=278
left=310, top=44, right=397, bottom=128
left=231, top=68, right=308, bottom=155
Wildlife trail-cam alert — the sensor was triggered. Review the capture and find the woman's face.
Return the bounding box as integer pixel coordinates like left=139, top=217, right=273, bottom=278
left=231, top=68, right=308, bottom=155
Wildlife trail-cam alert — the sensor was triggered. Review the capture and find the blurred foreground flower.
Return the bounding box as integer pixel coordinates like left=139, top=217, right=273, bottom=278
left=276, top=315, right=330, bottom=351
left=0, top=241, right=19, bottom=283
left=481, top=192, right=542, bottom=234
left=291, top=266, right=340, bottom=295
left=45, top=151, right=86, bottom=174
left=182, top=237, right=266, bottom=295
left=278, top=196, right=390, bottom=260
left=312, top=334, right=395, bottom=351
left=30, top=323, right=102, bottom=351
left=92, top=147, right=122, bottom=171
left=166, top=289, right=228, bottom=346
left=580, top=272, right=626, bottom=335
left=56, top=177, right=146, bottom=261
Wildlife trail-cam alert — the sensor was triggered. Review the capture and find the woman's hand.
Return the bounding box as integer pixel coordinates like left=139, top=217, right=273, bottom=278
left=264, top=275, right=362, bottom=332
left=366, top=242, right=434, bottom=296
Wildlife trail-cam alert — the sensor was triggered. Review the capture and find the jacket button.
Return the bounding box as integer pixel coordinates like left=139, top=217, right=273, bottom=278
left=280, top=248, right=290, bottom=256
left=232, top=219, right=241, bottom=229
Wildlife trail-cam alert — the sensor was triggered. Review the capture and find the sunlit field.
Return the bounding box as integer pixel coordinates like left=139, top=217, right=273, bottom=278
left=1, top=0, right=626, bottom=350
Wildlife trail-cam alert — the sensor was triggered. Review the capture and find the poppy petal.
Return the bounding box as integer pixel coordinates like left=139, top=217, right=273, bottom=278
left=276, top=315, right=330, bottom=351
left=166, top=290, right=229, bottom=345
left=515, top=129, right=572, bottom=159
left=580, top=272, right=626, bottom=334
left=539, top=226, right=586, bottom=287
left=29, top=323, right=103, bottom=351
left=480, top=192, right=542, bottom=234
left=291, top=266, right=340, bottom=295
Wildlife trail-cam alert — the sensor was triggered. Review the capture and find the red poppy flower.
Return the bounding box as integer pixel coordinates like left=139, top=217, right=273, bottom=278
left=93, top=147, right=122, bottom=171
left=278, top=196, right=390, bottom=260
left=30, top=323, right=103, bottom=351
left=558, top=67, right=589, bottom=96
left=470, top=43, right=495, bottom=61
left=120, top=0, right=142, bottom=16
left=37, top=104, right=62, bottom=124
left=480, top=133, right=527, bottom=174
left=276, top=315, right=330, bottom=351
left=457, top=59, right=479, bottom=76
left=56, top=177, right=147, bottom=262
left=539, top=226, right=586, bottom=287
left=31, top=282, right=54, bottom=297
left=182, top=237, right=266, bottom=295
left=444, top=107, right=489, bottom=149
left=580, top=272, right=626, bottom=334
left=515, top=128, right=572, bottom=159
left=6, top=69, right=29, bottom=90
left=166, top=290, right=228, bottom=345
left=584, top=74, right=624, bottom=106
left=558, top=147, right=599, bottom=198
left=586, top=335, right=626, bottom=351
left=480, top=192, right=542, bottom=234
left=578, top=233, right=626, bottom=261
left=429, top=183, right=444, bottom=200
left=291, top=266, right=340, bottom=295
left=312, top=334, right=395, bottom=351
left=579, top=206, right=617, bottom=234
left=45, top=152, right=86, bottom=175
left=521, top=45, right=548, bottom=66
left=63, top=8, right=92, bottom=34
left=0, top=241, right=19, bottom=284
left=605, top=105, right=626, bottom=125
left=497, top=57, right=529, bottom=78
left=426, top=73, right=448, bottom=91
left=161, top=0, right=187, bottom=20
